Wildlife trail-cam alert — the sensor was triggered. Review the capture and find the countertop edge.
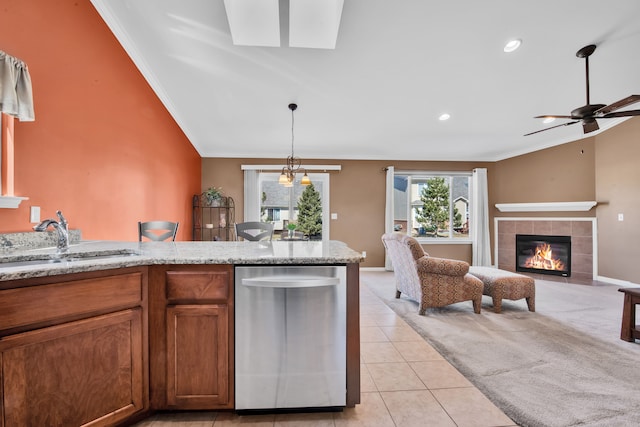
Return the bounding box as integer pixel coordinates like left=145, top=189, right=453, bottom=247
left=0, top=240, right=364, bottom=282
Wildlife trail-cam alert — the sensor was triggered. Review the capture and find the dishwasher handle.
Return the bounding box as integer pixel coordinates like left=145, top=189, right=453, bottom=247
left=241, top=276, right=340, bottom=289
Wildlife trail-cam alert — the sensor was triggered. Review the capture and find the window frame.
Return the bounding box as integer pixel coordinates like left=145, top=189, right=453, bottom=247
left=257, top=172, right=331, bottom=239
left=394, top=171, right=472, bottom=244
left=0, top=113, right=28, bottom=208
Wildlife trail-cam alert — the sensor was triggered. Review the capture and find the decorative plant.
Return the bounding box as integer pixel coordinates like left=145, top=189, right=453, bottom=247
left=286, top=221, right=297, bottom=238
left=204, top=186, right=223, bottom=206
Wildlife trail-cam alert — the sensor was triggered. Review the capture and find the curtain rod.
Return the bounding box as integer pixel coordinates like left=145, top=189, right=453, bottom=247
left=241, top=164, right=341, bottom=171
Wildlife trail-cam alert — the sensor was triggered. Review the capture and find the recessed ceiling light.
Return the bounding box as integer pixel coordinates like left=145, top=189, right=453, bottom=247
left=543, top=117, right=556, bottom=124
left=504, top=39, right=522, bottom=53
left=439, top=113, right=451, bottom=121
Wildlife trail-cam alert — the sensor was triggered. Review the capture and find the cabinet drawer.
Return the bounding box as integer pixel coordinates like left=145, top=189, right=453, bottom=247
left=0, top=272, right=144, bottom=332
left=166, top=270, right=230, bottom=302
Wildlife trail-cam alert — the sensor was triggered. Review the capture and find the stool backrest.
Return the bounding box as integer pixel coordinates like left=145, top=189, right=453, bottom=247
left=138, top=221, right=179, bottom=241
left=235, top=222, right=274, bottom=241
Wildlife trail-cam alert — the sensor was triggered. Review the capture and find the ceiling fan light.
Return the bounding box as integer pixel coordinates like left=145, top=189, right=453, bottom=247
left=439, top=113, right=451, bottom=121
left=504, top=39, right=521, bottom=53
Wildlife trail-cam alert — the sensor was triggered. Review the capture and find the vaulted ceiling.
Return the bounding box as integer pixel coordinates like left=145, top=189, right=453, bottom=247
left=90, top=0, right=640, bottom=161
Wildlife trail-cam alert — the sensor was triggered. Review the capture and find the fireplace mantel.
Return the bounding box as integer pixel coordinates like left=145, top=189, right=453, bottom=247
left=495, top=201, right=597, bottom=212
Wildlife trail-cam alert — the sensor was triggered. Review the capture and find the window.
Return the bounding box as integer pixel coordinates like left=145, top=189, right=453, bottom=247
left=256, top=172, right=330, bottom=239
left=0, top=50, right=34, bottom=207
left=265, top=208, right=281, bottom=222
left=393, top=172, right=471, bottom=241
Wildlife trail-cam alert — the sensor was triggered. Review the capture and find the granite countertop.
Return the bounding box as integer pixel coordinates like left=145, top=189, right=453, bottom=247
left=0, top=240, right=364, bottom=281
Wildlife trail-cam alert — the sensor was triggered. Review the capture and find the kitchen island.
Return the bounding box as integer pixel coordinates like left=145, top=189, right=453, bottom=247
left=0, top=240, right=363, bottom=426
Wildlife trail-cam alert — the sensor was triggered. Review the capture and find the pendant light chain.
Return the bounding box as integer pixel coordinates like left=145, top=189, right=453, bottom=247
left=279, top=103, right=310, bottom=186
left=291, top=104, right=295, bottom=158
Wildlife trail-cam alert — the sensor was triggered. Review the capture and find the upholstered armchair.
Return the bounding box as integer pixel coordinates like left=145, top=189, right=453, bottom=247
left=382, top=233, right=483, bottom=314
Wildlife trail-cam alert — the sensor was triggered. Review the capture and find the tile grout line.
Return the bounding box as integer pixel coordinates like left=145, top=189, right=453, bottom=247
left=363, top=284, right=463, bottom=427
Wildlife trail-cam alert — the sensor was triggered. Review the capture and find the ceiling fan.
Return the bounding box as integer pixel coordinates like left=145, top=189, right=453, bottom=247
left=525, top=44, right=640, bottom=136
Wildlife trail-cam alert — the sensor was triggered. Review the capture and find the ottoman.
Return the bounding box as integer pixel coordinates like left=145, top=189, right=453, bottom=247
left=468, top=266, right=536, bottom=313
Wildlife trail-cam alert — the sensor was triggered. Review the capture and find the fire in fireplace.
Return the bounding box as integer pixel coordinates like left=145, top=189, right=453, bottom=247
left=515, top=234, right=571, bottom=277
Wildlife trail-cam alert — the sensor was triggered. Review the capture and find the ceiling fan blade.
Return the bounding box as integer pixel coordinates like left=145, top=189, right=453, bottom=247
left=595, top=95, right=640, bottom=115
left=524, top=121, right=579, bottom=136
left=529, top=47, right=637, bottom=136
left=534, top=115, right=574, bottom=119
left=602, top=109, right=640, bottom=118
left=583, top=120, right=599, bottom=134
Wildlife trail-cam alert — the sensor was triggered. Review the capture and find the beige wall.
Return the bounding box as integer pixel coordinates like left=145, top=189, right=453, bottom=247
left=492, top=117, right=640, bottom=283
left=595, top=118, right=640, bottom=282
left=202, top=117, right=640, bottom=283
left=492, top=138, right=596, bottom=215
left=202, top=158, right=492, bottom=267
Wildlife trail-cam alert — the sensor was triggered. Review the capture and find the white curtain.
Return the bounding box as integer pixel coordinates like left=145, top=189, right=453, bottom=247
left=384, top=166, right=394, bottom=270
left=243, top=169, right=259, bottom=221
left=0, top=51, right=34, bottom=121
left=471, top=168, right=491, bottom=266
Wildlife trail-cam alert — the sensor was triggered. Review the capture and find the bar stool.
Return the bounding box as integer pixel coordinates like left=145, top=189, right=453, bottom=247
left=618, top=287, right=640, bottom=342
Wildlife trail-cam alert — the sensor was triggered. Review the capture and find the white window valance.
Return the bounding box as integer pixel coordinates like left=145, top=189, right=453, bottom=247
left=0, top=50, right=35, bottom=121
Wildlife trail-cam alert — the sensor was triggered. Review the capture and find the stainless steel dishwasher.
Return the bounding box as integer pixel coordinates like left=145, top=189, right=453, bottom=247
left=235, top=265, right=347, bottom=411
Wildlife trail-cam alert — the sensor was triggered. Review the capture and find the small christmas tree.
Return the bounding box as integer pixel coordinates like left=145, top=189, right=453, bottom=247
left=296, top=183, right=322, bottom=238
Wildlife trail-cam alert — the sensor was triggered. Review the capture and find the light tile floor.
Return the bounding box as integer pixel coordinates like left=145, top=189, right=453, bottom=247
left=133, top=280, right=517, bottom=427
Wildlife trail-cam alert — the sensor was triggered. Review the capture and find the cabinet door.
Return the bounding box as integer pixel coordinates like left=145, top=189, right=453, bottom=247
left=166, top=304, right=229, bottom=408
left=0, top=309, right=144, bottom=427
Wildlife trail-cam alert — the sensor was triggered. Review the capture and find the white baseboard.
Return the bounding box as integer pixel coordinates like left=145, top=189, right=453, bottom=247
left=596, top=275, right=640, bottom=288
left=360, top=266, right=388, bottom=272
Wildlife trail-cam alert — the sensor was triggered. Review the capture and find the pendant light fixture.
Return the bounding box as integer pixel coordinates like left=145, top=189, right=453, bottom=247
left=279, top=103, right=311, bottom=186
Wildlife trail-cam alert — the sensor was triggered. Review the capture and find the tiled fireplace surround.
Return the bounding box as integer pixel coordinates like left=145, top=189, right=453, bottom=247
left=495, top=218, right=596, bottom=282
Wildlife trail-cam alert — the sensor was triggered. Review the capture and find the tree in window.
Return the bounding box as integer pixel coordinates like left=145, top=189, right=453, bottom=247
left=453, top=205, right=463, bottom=229
left=296, top=183, right=322, bottom=238
left=260, top=191, right=268, bottom=221
left=415, top=177, right=449, bottom=237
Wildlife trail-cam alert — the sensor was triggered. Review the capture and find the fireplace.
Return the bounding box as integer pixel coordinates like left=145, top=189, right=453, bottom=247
left=516, top=234, right=571, bottom=277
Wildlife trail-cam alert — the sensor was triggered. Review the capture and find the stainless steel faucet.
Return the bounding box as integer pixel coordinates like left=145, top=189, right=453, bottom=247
left=34, top=210, right=69, bottom=252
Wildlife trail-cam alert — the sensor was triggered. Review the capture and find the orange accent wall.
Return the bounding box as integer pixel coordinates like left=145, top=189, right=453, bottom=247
left=0, top=0, right=201, bottom=241
left=1, top=114, right=15, bottom=196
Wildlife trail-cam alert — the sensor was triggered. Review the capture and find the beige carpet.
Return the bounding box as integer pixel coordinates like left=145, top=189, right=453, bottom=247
left=363, top=270, right=640, bottom=427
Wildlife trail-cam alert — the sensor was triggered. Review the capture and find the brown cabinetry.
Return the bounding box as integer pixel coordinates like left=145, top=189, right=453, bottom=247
left=0, top=268, right=148, bottom=427
left=0, top=257, right=358, bottom=424
left=149, top=265, right=234, bottom=410
left=166, top=304, right=229, bottom=408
